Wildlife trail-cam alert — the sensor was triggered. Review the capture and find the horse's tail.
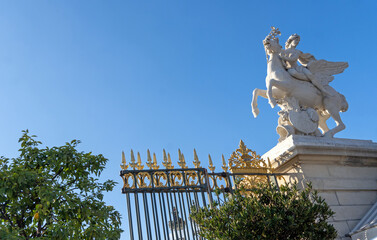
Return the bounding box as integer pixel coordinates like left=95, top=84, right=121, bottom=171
left=340, top=94, right=348, bottom=112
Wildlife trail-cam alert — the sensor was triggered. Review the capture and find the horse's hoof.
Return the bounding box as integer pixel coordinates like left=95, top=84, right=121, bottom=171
left=252, top=108, right=260, bottom=117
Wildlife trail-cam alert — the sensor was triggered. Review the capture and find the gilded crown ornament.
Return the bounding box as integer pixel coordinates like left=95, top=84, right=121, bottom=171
left=228, top=140, right=269, bottom=174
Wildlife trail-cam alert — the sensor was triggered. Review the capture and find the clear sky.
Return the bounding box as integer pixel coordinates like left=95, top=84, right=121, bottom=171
left=1, top=1, right=376, bottom=239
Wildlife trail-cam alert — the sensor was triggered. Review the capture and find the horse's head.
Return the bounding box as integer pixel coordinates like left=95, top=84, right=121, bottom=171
left=263, top=36, right=282, bottom=55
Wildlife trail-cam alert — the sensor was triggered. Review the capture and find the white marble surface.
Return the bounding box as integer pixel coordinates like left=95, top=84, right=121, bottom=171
left=262, top=135, right=377, bottom=162
left=251, top=27, right=349, bottom=141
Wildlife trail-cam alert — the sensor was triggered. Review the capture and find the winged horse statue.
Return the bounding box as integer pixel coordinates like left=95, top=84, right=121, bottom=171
left=251, top=28, right=348, bottom=140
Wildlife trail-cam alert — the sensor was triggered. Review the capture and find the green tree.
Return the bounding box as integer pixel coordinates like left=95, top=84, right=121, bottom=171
left=0, top=130, right=122, bottom=239
left=191, top=182, right=337, bottom=240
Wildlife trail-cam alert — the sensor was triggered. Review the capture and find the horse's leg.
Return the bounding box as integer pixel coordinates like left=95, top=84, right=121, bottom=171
left=267, top=79, right=293, bottom=108
left=251, top=88, right=267, bottom=117
left=266, top=79, right=277, bottom=108
left=323, top=100, right=346, bottom=137
left=318, top=111, right=330, bottom=134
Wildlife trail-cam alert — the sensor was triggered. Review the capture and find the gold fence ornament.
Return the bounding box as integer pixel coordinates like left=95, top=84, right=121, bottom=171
left=167, top=153, right=174, bottom=169
left=146, top=149, right=153, bottom=169
left=193, top=149, right=201, bottom=168
left=221, top=155, right=228, bottom=172
left=121, top=151, right=128, bottom=170
left=136, top=152, right=144, bottom=170
left=228, top=140, right=268, bottom=173
left=208, top=154, right=216, bottom=172
left=177, top=149, right=188, bottom=169
left=120, top=144, right=282, bottom=193
left=129, top=150, right=137, bottom=170
left=152, top=153, right=159, bottom=170
left=162, top=149, right=174, bottom=169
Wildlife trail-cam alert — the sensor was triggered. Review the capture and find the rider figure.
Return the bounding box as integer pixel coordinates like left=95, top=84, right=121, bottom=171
left=280, top=34, right=331, bottom=96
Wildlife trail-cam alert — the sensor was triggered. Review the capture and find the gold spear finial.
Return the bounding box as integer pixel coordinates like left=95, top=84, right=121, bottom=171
left=136, top=152, right=144, bottom=170
left=162, top=149, right=168, bottom=167
left=221, top=154, right=228, bottom=172
left=193, top=149, right=201, bottom=168
left=162, top=149, right=173, bottom=169
left=208, top=154, right=215, bottom=172
left=167, top=153, right=174, bottom=169
left=146, top=149, right=153, bottom=169
left=129, top=149, right=137, bottom=170
left=152, top=153, right=159, bottom=170
left=177, top=149, right=188, bottom=168
left=121, top=151, right=129, bottom=170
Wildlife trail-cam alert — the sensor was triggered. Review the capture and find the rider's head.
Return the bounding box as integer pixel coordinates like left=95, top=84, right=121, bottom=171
left=285, top=34, right=300, bottom=49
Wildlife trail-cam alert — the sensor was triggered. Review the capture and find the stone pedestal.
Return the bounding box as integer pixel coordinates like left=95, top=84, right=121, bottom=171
left=262, top=136, right=377, bottom=240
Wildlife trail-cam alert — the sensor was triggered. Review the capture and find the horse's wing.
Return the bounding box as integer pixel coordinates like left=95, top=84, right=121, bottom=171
left=308, top=60, right=348, bottom=76
left=308, top=60, right=348, bottom=85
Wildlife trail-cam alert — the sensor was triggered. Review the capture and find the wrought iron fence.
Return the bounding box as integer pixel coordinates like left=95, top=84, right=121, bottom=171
left=120, top=141, right=286, bottom=240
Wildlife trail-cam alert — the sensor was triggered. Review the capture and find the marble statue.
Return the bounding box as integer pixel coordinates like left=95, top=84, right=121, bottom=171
left=251, top=27, right=349, bottom=142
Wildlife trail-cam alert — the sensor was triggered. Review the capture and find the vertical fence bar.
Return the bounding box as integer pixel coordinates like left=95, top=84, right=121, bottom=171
left=181, top=171, right=194, bottom=240
left=134, top=193, right=143, bottom=240
left=159, top=192, right=168, bottom=240
left=142, top=192, right=152, bottom=240
left=150, top=191, right=160, bottom=240
left=198, top=170, right=207, bottom=207
left=126, top=192, right=134, bottom=240
left=178, top=191, right=190, bottom=240
left=133, top=173, right=143, bottom=240
left=167, top=171, right=180, bottom=240
left=172, top=190, right=184, bottom=240
left=186, top=189, right=199, bottom=240
left=150, top=172, right=161, bottom=240
left=193, top=191, right=204, bottom=240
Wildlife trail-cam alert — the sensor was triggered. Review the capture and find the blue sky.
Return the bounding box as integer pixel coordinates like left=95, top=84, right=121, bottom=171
left=1, top=1, right=376, bottom=239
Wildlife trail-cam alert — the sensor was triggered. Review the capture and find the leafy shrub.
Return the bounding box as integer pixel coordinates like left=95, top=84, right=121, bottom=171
left=191, top=181, right=336, bottom=240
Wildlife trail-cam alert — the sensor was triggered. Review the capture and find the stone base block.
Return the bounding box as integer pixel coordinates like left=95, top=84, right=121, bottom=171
left=262, top=135, right=377, bottom=239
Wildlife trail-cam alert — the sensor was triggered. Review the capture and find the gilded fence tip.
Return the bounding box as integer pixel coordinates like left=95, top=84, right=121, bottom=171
left=178, top=151, right=188, bottom=169
left=221, top=154, right=228, bottom=172
left=162, top=150, right=173, bottom=169
left=146, top=149, right=153, bottom=169
left=153, top=153, right=159, bottom=170
left=130, top=150, right=137, bottom=170
left=168, top=153, right=174, bottom=169
left=208, top=154, right=215, bottom=172
left=193, top=149, right=201, bottom=168
left=121, top=151, right=128, bottom=170
left=163, top=149, right=167, bottom=161
left=136, top=152, right=144, bottom=170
